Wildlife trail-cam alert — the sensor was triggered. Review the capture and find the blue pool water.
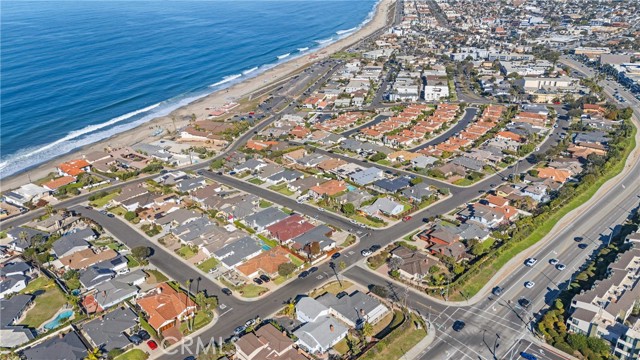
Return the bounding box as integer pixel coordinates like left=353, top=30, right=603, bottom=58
left=347, top=185, right=357, bottom=191
left=260, top=242, right=272, bottom=251
left=43, top=310, right=73, bottom=330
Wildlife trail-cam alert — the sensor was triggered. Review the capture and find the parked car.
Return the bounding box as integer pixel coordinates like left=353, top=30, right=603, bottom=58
left=520, top=352, right=538, bottom=360
left=369, top=244, right=381, bottom=252
left=492, top=286, right=503, bottom=296
left=308, top=267, right=318, bottom=274
left=129, top=335, right=143, bottom=345
left=331, top=252, right=341, bottom=260
left=138, top=330, right=150, bottom=340
left=221, top=288, right=232, bottom=296
left=147, top=340, right=158, bottom=350
left=361, top=249, right=373, bottom=257
left=253, top=278, right=263, bottom=285
left=259, top=274, right=271, bottom=282
left=298, top=271, right=310, bottom=279
left=336, top=291, right=348, bottom=299
left=452, top=320, right=465, bottom=332
left=234, top=326, right=246, bottom=335
left=402, top=216, right=412, bottom=222
left=525, top=258, right=538, bottom=267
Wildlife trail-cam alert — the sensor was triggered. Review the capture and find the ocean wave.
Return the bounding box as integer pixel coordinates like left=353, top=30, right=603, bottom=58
left=297, top=47, right=309, bottom=52
left=0, top=94, right=206, bottom=179
left=314, top=38, right=333, bottom=45
left=242, top=67, right=258, bottom=75
left=277, top=53, right=291, bottom=60
left=336, top=27, right=357, bottom=35
left=209, top=73, right=242, bottom=87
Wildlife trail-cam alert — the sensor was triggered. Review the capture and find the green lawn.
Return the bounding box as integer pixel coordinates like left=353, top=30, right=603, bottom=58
left=19, top=277, right=67, bottom=328
left=360, top=314, right=427, bottom=360
left=145, top=269, right=169, bottom=283
left=249, top=178, right=266, bottom=185
left=310, top=280, right=353, bottom=298
left=176, top=245, right=198, bottom=259
left=115, top=349, right=149, bottom=360
left=351, top=214, right=386, bottom=228
left=197, top=257, right=220, bottom=272
left=108, top=206, right=127, bottom=216
left=237, top=283, right=269, bottom=298
left=268, top=183, right=295, bottom=196
left=179, top=311, right=213, bottom=335
left=125, top=255, right=140, bottom=268
left=376, top=159, right=392, bottom=166
left=272, top=276, right=288, bottom=285
left=452, top=177, right=476, bottom=186
left=259, top=200, right=272, bottom=208
left=403, top=230, right=420, bottom=242
left=89, top=191, right=119, bottom=208
left=288, top=254, right=305, bottom=267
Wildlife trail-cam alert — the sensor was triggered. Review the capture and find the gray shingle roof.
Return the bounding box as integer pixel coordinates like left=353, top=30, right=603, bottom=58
left=213, top=237, right=262, bottom=268
left=22, top=331, right=87, bottom=360
left=83, top=307, right=138, bottom=352
left=52, top=228, right=94, bottom=257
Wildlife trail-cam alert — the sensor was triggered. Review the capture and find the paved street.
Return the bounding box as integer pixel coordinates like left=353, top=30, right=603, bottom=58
left=411, top=106, right=478, bottom=151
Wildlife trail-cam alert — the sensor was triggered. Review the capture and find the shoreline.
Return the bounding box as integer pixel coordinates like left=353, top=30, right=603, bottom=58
left=1, top=0, right=394, bottom=191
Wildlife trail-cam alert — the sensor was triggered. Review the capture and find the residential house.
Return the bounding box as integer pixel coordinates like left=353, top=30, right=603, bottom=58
left=3, top=184, right=50, bottom=207
left=21, top=331, right=87, bottom=360
left=291, top=225, right=335, bottom=254
left=83, top=307, right=138, bottom=352
left=458, top=203, right=505, bottom=228
left=57, top=159, right=91, bottom=177
left=136, top=283, right=195, bottom=335
left=234, top=159, right=267, bottom=174
left=265, top=170, right=304, bottom=185
left=6, top=227, right=49, bottom=252
left=308, top=180, right=347, bottom=199
left=236, top=246, right=293, bottom=279
left=243, top=208, right=288, bottom=233
left=0, top=274, right=29, bottom=299
left=401, top=185, right=433, bottom=203
left=294, top=314, right=348, bottom=354
left=350, top=167, right=385, bottom=186
left=336, top=190, right=373, bottom=209
left=391, top=246, right=438, bottom=281
left=372, top=176, right=413, bottom=194
left=0, top=295, right=34, bottom=348
left=361, top=198, right=404, bottom=218
left=288, top=176, right=326, bottom=194
left=316, top=291, right=389, bottom=328
left=235, top=323, right=308, bottom=360
left=52, top=228, right=95, bottom=258
left=266, top=215, right=315, bottom=244
left=213, top=237, right=263, bottom=269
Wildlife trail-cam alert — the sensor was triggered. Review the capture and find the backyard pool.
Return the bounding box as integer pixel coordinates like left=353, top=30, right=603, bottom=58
left=347, top=185, right=357, bottom=191
left=43, top=310, right=73, bottom=331
left=260, top=241, right=271, bottom=251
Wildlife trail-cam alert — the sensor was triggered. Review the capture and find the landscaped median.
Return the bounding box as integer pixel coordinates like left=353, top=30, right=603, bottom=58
left=442, top=118, right=637, bottom=301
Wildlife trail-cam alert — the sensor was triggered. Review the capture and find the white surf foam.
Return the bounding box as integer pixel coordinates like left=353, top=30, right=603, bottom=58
left=209, top=73, right=242, bottom=87
left=277, top=53, right=291, bottom=60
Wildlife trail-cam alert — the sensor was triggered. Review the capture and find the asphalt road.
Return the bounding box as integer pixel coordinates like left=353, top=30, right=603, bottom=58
left=411, top=106, right=479, bottom=151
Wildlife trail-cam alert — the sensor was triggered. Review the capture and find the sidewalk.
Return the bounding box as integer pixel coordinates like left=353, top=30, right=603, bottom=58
left=404, top=320, right=436, bottom=360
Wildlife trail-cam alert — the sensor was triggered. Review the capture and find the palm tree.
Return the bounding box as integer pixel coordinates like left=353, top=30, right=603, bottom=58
left=360, top=321, right=374, bottom=342
left=85, top=347, right=101, bottom=360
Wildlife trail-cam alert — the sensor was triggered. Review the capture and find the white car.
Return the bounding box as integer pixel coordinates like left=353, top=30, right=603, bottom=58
left=525, top=258, right=538, bottom=267
left=556, top=264, right=566, bottom=271
left=361, top=249, right=373, bottom=257
left=549, top=258, right=559, bottom=265
left=524, top=281, right=535, bottom=289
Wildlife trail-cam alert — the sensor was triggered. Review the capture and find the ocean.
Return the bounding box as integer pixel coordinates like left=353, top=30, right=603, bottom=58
left=0, top=0, right=378, bottom=179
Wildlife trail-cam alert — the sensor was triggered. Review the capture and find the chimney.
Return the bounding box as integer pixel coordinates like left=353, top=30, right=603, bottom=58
left=360, top=309, right=365, bottom=317
left=58, top=332, right=64, bottom=339
left=329, top=324, right=334, bottom=332
left=282, top=330, right=287, bottom=337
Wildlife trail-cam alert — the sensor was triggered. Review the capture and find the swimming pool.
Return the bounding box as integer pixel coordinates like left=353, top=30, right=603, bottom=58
left=347, top=185, right=357, bottom=191
left=43, top=310, right=73, bottom=330
left=259, top=241, right=271, bottom=251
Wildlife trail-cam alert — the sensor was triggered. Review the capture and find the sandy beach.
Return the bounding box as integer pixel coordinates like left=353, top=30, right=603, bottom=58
left=1, top=0, right=394, bottom=191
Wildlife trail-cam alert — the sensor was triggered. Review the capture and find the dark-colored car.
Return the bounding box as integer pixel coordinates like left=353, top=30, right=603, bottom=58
left=452, top=320, right=465, bottom=332
left=337, top=291, right=348, bottom=299
left=308, top=266, right=318, bottom=274
left=253, top=278, right=263, bottom=285
left=574, top=236, right=584, bottom=242
left=138, top=330, right=151, bottom=340
left=369, top=244, right=381, bottom=252
left=578, top=243, right=588, bottom=249
left=259, top=274, right=271, bottom=283
left=518, top=298, right=531, bottom=309
left=221, top=288, right=232, bottom=296
left=298, top=271, right=310, bottom=279
left=520, top=352, right=538, bottom=360
left=129, top=335, right=143, bottom=345
left=492, top=286, right=503, bottom=296
left=331, top=252, right=341, bottom=260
